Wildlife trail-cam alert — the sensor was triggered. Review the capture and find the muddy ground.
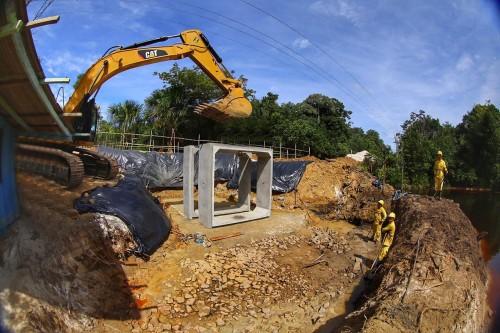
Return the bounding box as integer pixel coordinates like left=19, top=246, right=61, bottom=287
left=0, top=157, right=490, bottom=332
left=0, top=163, right=385, bottom=333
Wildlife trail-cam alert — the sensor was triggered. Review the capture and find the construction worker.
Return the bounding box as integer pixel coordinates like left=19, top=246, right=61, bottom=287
left=433, top=150, right=448, bottom=200
left=377, top=212, right=396, bottom=261
left=372, top=200, right=387, bottom=242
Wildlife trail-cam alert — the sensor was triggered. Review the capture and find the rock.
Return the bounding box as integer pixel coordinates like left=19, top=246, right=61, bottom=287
left=175, top=296, right=185, bottom=304
left=186, top=298, right=195, bottom=306
left=216, top=318, right=225, bottom=326
left=158, top=314, right=169, bottom=324
left=353, top=261, right=361, bottom=272
left=158, top=305, right=172, bottom=315
left=198, top=306, right=211, bottom=317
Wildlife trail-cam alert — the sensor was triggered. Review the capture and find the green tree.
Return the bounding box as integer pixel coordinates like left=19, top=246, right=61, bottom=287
left=396, top=110, right=456, bottom=188
left=456, top=103, right=500, bottom=189
left=108, top=100, right=144, bottom=133
left=303, top=94, right=351, bottom=154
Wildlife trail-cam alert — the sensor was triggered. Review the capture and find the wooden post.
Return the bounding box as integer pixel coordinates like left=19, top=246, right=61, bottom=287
left=294, top=143, right=297, bottom=158
left=279, top=139, right=282, bottom=159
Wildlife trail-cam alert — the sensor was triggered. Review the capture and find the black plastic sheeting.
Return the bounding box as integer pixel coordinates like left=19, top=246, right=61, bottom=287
left=97, top=146, right=309, bottom=193
left=74, top=176, right=171, bottom=259
left=98, top=146, right=236, bottom=188
left=227, top=160, right=310, bottom=193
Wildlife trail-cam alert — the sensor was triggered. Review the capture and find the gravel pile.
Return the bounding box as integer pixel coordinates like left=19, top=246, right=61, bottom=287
left=152, top=236, right=309, bottom=325
left=308, top=226, right=351, bottom=253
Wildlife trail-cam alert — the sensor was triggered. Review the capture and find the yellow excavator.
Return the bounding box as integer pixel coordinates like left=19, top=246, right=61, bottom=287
left=17, top=30, right=252, bottom=187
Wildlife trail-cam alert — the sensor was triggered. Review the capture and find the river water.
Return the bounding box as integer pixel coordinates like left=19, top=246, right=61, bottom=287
left=445, top=190, right=500, bottom=332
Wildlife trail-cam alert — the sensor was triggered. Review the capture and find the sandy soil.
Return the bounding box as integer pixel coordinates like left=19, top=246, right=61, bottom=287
left=340, top=195, right=491, bottom=332
left=0, top=171, right=382, bottom=333
left=1, top=159, right=489, bottom=333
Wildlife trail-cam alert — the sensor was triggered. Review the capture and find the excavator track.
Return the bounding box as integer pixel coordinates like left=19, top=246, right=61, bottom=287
left=70, top=147, right=119, bottom=180
left=16, top=144, right=85, bottom=188
left=17, top=137, right=119, bottom=180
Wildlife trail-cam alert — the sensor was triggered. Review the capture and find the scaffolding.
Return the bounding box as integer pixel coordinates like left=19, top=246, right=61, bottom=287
left=96, top=131, right=311, bottom=159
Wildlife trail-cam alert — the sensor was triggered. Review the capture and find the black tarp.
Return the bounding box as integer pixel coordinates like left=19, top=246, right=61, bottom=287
left=74, top=176, right=171, bottom=258
left=98, top=146, right=236, bottom=188
left=227, top=160, right=310, bottom=193
left=98, top=146, right=309, bottom=193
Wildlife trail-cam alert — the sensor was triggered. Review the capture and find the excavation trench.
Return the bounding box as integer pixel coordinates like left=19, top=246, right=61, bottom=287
left=0, top=158, right=491, bottom=332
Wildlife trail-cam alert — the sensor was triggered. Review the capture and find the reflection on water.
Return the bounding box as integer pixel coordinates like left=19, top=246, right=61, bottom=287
left=445, top=190, right=500, bottom=332
left=489, top=255, right=500, bottom=333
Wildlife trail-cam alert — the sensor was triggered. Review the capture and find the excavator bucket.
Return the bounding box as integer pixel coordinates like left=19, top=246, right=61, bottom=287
left=194, top=87, right=252, bottom=122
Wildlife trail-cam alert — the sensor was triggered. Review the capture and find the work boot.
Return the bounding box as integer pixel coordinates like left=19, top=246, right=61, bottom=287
left=438, top=191, right=442, bottom=200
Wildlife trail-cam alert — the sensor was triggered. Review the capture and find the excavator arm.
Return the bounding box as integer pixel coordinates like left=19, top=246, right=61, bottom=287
left=65, top=29, right=252, bottom=134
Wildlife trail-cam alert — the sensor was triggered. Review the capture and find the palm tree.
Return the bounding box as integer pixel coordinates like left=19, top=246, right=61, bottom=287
left=108, top=100, right=143, bottom=133
left=144, top=90, right=186, bottom=143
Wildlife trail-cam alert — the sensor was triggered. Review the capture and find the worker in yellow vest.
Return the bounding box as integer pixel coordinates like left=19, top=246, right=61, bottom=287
left=433, top=150, right=448, bottom=200
left=378, top=212, right=396, bottom=261
left=372, top=200, right=387, bottom=242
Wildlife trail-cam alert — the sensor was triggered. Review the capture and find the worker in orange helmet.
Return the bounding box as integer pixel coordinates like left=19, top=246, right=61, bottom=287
left=377, top=212, right=396, bottom=261
left=433, top=150, right=448, bottom=200
left=372, top=200, right=387, bottom=242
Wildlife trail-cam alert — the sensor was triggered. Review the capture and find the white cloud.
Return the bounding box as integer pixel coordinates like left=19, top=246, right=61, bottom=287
left=309, top=0, right=363, bottom=26
left=43, top=51, right=97, bottom=76
left=118, top=0, right=149, bottom=16
left=456, top=53, right=474, bottom=71
left=292, top=38, right=311, bottom=49
left=479, top=60, right=500, bottom=104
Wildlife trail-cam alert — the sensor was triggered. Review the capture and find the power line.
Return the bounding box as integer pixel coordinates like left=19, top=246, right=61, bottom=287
left=166, top=18, right=320, bottom=83
left=238, top=0, right=387, bottom=111
left=167, top=1, right=371, bottom=110
left=33, top=0, right=55, bottom=19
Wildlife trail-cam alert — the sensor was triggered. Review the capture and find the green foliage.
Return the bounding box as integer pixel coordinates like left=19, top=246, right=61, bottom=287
left=107, top=100, right=144, bottom=133
left=97, top=64, right=499, bottom=190
left=390, top=105, right=499, bottom=190
left=455, top=104, right=500, bottom=189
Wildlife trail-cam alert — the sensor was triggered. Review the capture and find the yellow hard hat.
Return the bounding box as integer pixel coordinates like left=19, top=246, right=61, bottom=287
left=377, top=200, right=384, bottom=205
left=388, top=212, right=396, bottom=219
left=436, top=150, right=443, bottom=156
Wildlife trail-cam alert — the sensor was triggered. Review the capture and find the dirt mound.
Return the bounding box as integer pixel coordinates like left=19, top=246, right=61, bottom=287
left=0, top=174, right=139, bottom=332
left=274, top=158, right=394, bottom=222
left=341, top=195, right=490, bottom=332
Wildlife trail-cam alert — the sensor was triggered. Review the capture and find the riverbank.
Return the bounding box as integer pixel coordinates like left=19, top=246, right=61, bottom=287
left=338, top=194, right=491, bottom=332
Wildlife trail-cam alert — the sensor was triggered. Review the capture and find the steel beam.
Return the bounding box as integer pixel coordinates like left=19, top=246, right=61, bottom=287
left=0, top=96, right=32, bottom=131
left=25, top=15, right=60, bottom=29
left=41, top=77, right=70, bottom=84
left=0, top=19, right=22, bottom=39
left=5, top=1, right=72, bottom=138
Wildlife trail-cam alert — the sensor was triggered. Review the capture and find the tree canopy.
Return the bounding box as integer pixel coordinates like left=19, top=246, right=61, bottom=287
left=98, top=65, right=499, bottom=190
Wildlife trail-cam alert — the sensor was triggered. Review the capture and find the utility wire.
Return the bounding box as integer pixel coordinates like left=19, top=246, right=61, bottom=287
left=239, top=0, right=387, bottom=111
left=168, top=2, right=371, bottom=110
left=166, top=19, right=320, bottom=83
left=33, top=0, right=55, bottom=19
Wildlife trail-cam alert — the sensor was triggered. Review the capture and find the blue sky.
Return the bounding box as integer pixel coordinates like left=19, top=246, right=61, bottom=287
left=29, top=0, right=500, bottom=146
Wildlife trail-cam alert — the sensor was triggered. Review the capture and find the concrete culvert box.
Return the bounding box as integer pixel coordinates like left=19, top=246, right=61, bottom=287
left=184, top=143, right=272, bottom=228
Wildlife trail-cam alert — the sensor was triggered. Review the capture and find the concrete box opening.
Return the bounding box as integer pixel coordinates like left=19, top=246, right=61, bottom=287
left=183, top=143, right=272, bottom=228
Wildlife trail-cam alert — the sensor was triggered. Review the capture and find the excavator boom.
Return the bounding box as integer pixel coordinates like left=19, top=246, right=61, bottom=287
left=17, top=30, right=251, bottom=188
left=65, top=29, right=252, bottom=129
